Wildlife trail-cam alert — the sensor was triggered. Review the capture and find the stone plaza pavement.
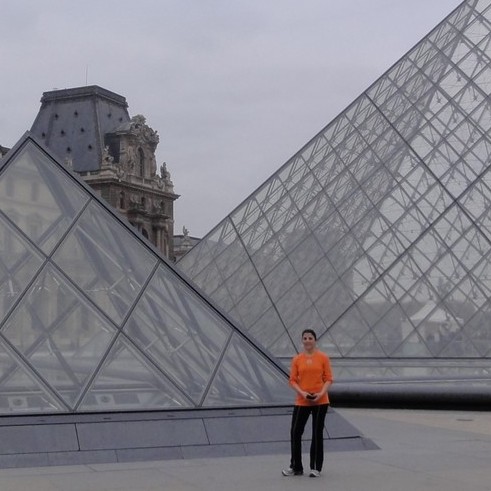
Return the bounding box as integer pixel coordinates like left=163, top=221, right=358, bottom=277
left=0, top=407, right=490, bottom=491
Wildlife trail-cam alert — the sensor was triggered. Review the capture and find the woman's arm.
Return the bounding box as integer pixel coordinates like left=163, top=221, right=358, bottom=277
left=290, top=380, right=310, bottom=400
left=311, top=380, right=332, bottom=402
left=289, top=356, right=310, bottom=400
left=312, top=354, right=333, bottom=401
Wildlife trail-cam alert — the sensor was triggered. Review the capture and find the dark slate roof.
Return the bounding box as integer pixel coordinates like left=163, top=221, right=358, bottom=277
left=30, top=85, right=130, bottom=172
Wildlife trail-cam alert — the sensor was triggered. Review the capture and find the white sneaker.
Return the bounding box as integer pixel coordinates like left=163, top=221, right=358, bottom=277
left=282, top=468, right=303, bottom=476
left=309, top=469, right=320, bottom=477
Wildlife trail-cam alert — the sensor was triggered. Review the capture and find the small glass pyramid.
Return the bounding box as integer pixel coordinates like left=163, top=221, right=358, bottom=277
left=0, top=136, right=291, bottom=414
left=178, top=0, right=491, bottom=380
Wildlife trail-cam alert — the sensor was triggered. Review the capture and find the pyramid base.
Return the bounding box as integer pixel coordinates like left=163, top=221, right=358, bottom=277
left=0, top=406, right=374, bottom=469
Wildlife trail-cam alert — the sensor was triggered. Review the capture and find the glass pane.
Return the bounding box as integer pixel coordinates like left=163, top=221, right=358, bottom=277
left=0, top=338, right=65, bottom=414
left=124, top=265, right=230, bottom=403
left=78, top=335, right=191, bottom=411
left=0, top=214, right=45, bottom=322
left=52, top=200, right=157, bottom=324
left=262, top=258, right=298, bottom=302
left=235, top=282, right=273, bottom=330
left=225, top=259, right=260, bottom=303
left=288, top=233, right=325, bottom=278
left=1, top=264, right=117, bottom=408
left=203, top=334, right=291, bottom=407
left=0, top=142, right=88, bottom=254
left=275, top=282, right=312, bottom=330
left=247, top=307, right=290, bottom=355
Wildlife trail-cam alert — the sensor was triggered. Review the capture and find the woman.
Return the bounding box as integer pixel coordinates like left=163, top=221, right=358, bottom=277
left=282, top=329, right=333, bottom=478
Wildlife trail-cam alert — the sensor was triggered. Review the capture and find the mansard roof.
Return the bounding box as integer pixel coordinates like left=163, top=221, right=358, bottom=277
left=30, top=85, right=131, bottom=173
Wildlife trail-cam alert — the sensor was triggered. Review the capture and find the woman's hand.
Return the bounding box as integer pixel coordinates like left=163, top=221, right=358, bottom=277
left=304, top=392, right=319, bottom=401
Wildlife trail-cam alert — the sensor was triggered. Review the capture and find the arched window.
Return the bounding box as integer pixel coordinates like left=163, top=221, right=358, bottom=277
left=141, top=228, right=149, bottom=239
left=138, top=148, right=145, bottom=177
left=119, top=191, right=125, bottom=209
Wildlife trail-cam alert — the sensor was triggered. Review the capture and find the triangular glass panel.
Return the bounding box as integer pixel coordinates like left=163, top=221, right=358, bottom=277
left=348, top=331, right=387, bottom=357
left=193, top=260, right=226, bottom=296
left=214, top=237, right=249, bottom=280
left=317, top=329, right=343, bottom=357
left=251, top=328, right=294, bottom=359
left=175, top=222, right=225, bottom=278
left=235, top=281, right=274, bottom=330
left=0, top=213, right=45, bottom=322
left=225, top=259, right=260, bottom=302
left=123, top=264, right=230, bottom=404
left=78, top=335, right=192, bottom=411
left=438, top=331, right=481, bottom=358
left=0, top=338, right=65, bottom=414
left=230, top=199, right=263, bottom=235
left=0, top=141, right=89, bottom=254
left=203, top=333, right=291, bottom=407
left=462, top=308, right=491, bottom=356
left=391, top=330, right=434, bottom=358
left=286, top=305, right=325, bottom=341
left=247, top=307, right=289, bottom=354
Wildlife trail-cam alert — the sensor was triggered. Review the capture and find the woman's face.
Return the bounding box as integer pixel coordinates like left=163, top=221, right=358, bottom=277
left=302, top=332, right=316, bottom=351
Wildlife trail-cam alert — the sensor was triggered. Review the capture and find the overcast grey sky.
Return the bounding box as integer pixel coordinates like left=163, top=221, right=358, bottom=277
left=0, top=0, right=463, bottom=237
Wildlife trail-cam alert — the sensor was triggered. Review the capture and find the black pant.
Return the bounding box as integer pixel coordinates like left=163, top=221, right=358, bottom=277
left=289, top=404, right=328, bottom=473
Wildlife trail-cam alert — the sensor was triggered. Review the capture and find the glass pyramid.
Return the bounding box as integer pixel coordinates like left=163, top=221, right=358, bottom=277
left=178, top=0, right=491, bottom=381
left=0, top=135, right=291, bottom=414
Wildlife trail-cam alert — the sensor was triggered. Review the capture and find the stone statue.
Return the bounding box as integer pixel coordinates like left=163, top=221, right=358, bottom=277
left=159, top=162, right=174, bottom=189
left=102, top=146, right=114, bottom=165
left=64, top=155, right=73, bottom=170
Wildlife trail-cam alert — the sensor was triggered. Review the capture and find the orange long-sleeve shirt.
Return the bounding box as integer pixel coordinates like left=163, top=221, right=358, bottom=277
left=289, top=350, right=333, bottom=406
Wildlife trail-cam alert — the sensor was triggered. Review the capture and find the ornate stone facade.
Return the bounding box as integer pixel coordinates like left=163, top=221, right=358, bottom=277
left=82, top=115, right=178, bottom=259
left=30, top=86, right=179, bottom=260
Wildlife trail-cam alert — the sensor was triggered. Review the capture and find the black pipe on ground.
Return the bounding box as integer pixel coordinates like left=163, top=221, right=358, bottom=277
left=329, top=383, right=491, bottom=410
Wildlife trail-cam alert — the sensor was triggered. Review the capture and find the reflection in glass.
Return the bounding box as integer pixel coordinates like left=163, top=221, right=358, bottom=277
left=0, top=134, right=294, bottom=415
left=0, top=142, right=88, bottom=254
left=52, top=200, right=157, bottom=324
left=0, top=339, right=65, bottom=414
left=124, top=265, right=230, bottom=403
left=203, top=333, right=291, bottom=407
left=2, top=264, right=117, bottom=408
left=78, top=335, right=191, bottom=411
left=0, top=215, right=44, bottom=322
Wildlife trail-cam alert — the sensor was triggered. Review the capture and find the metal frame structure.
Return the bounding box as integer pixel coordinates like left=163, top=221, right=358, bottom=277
left=0, top=133, right=292, bottom=415
left=179, top=0, right=491, bottom=383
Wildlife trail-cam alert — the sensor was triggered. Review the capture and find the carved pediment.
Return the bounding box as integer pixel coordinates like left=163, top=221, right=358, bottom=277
left=129, top=115, right=159, bottom=149
left=104, top=114, right=159, bottom=178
